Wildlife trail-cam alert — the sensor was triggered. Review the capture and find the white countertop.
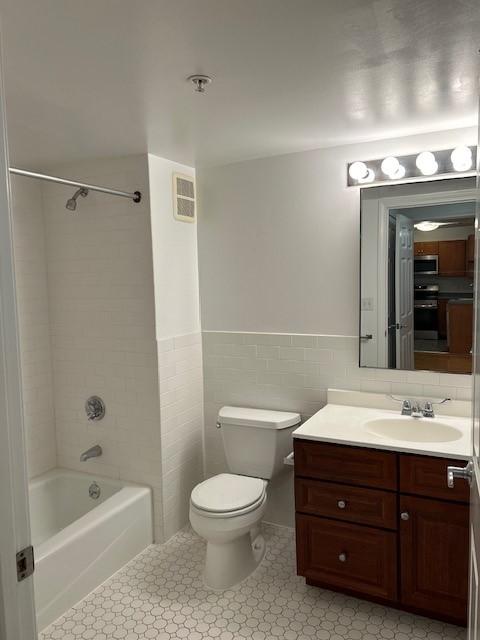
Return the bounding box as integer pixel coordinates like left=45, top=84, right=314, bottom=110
left=292, top=390, right=472, bottom=460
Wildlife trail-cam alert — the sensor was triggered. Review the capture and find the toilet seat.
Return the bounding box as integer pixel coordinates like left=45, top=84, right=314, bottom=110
left=191, top=473, right=267, bottom=518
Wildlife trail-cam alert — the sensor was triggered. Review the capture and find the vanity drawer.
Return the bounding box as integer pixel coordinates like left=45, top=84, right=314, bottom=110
left=296, top=514, right=397, bottom=602
left=294, top=440, right=397, bottom=490
left=295, top=478, right=397, bottom=529
left=400, top=455, right=469, bottom=503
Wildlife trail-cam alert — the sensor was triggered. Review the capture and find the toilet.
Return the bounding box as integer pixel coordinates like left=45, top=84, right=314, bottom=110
left=190, top=406, right=301, bottom=590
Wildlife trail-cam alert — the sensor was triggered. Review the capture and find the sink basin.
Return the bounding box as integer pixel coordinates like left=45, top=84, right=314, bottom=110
left=364, top=418, right=463, bottom=443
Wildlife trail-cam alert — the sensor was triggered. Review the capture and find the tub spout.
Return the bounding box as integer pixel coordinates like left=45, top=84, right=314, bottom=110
left=80, top=445, right=102, bottom=462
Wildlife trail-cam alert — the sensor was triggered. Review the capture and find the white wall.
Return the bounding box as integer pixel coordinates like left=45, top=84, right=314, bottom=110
left=197, top=126, right=476, bottom=334
left=148, top=155, right=204, bottom=540
left=148, top=155, right=201, bottom=340
left=11, top=176, right=56, bottom=478
left=11, top=152, right=205, bottom=543
left=41, top=155, right=165, bottom=541
left=198, top=126, right=476, bottom=527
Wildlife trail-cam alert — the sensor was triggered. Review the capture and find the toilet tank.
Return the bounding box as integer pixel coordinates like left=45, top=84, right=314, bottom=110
left=218, top=406, right=301, bottom=479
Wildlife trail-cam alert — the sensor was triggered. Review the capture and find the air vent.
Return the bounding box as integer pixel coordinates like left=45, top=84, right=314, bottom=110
left=173, top=173, right=195, bottom=222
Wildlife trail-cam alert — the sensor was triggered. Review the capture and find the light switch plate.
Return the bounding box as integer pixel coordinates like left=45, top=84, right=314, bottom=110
left=361, top=297, right=374, bottom=311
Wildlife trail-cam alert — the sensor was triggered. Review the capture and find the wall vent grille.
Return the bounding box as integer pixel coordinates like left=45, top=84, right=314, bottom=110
left=173, top=173, right=195, bottom=222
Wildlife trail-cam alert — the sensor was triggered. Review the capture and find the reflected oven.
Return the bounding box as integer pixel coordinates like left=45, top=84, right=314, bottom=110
left=414, top=285, right=439, bottom=340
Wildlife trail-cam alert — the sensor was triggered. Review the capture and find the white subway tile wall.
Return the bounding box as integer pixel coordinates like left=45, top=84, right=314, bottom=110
left=203, top=331, right=472, bottom=478
left=11, top=155, right=207, bottom=543
left=11, top=176, right=57, bottom=478
left=41, top=156, right=165, bottom=541
left=158, top=332, right=205, bottom=540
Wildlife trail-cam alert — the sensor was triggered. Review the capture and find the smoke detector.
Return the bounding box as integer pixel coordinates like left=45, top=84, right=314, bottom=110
left=187, top=74, right=212, bottom=93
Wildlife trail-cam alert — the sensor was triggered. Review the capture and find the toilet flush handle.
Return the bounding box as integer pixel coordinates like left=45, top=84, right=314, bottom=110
left=216, top=421, right=221, bottom=429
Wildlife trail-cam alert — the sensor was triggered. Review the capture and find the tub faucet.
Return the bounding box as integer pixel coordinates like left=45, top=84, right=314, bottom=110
left=80, top=445, right=102, bottom=462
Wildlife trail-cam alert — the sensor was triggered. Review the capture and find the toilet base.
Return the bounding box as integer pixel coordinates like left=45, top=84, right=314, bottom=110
left=204, top=530, right=266, bottom=590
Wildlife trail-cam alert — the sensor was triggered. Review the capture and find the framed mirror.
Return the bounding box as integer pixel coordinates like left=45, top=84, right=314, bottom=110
left=360, top=177, right=476, bottom=374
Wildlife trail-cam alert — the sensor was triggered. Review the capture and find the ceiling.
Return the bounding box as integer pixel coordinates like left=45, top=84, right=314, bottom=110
left=1, top=0, right=479, bottom=169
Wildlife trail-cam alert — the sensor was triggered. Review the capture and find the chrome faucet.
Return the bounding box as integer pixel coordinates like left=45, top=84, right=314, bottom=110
left=397, top=397, right=451, bottom=419
left=401, top=399, right=423, bottom=418
left=80, top=444, right=102, bottom=462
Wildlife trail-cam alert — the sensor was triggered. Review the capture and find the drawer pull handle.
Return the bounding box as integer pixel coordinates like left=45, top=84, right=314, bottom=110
left=400, top=511, right=410, bottom=521
left=338, top=552, right=347, bottom=562
left=337, top=500, right=347, bottom=509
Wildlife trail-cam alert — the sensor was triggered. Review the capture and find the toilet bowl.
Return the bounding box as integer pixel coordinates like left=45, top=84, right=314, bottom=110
left=190, top=406, right=301, bottom=590
left=190, top=473, right=268, bottom=590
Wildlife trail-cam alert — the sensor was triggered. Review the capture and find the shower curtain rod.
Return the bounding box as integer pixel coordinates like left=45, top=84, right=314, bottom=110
left=9, top=167, right=142, bottom=203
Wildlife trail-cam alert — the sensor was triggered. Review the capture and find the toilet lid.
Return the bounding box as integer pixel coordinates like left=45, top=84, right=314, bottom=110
left=191, top=473, right=266, bottom=513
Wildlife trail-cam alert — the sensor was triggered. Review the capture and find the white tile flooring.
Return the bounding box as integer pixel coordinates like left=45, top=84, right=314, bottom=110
left=40, top=524, right=466, bottom=640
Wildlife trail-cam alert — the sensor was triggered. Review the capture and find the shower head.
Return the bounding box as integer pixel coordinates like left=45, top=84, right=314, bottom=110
left=65, top=187, right=88, bottom=211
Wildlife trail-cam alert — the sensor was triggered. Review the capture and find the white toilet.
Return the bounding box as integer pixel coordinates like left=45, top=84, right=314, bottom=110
left=190, top=406, right=301, bottom=590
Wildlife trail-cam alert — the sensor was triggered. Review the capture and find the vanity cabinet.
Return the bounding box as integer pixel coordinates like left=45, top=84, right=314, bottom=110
left=294, top=440, right=469, bottom=625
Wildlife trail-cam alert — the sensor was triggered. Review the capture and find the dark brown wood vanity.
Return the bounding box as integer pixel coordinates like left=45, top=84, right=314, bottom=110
left=294, top=439, right=469, bottom=626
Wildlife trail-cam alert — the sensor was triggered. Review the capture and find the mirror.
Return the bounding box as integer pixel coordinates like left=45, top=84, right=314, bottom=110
left=360, top=177, right=475, bottom=374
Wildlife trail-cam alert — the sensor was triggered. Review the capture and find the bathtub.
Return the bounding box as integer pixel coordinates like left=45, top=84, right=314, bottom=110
left=29, top=468, right=152, bottom=631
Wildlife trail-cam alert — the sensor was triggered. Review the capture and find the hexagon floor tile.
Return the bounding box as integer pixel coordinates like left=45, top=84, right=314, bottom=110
left=40, top=524, right=466, bottom=640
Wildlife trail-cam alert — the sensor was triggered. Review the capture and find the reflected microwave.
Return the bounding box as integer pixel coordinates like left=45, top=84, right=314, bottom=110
left=414, top=254, right=438, bottom=275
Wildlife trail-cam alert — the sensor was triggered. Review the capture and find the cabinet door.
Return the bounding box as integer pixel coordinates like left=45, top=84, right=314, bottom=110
left=414, top=241, right=439, bottom=256
left=400, top=495, right=468, bottom=625
left=438, top=240, right=466, bottom=276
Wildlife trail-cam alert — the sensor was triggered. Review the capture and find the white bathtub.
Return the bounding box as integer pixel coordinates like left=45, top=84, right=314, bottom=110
left=29, top=468, right=152, bottom=631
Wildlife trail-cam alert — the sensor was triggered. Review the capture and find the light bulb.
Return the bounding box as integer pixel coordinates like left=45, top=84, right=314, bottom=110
left=415, top=221, right=441, bottom=232
left=451, top=146, right=472, bottom=172
left=358, top=168, right=375, bottom=184
left=348, top=161, right=369, bottom=181
left=416, top=151, right=438, bottom=176
left=381, top=156, right=400, bottom=178
left=393, top=164, right=405, bottom=179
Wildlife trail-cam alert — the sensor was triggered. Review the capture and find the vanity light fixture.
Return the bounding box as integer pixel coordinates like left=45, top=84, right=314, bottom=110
left=347, top=145, right=476, bottom=187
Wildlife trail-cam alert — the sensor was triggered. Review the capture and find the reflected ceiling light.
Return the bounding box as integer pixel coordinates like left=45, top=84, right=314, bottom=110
left=451, top=146, right=473, bottom=172
left=416, top=151, right=438, bottom=176
left=414, top=221, right=441, bottom=232
left=348, top=161, right=369, bottom=181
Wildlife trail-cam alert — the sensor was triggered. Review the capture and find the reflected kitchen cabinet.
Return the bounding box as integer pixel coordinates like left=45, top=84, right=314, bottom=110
left=448, top=301, right=473, bottom=354
left=438, top=240, right=466, bottom=276
left=414, top=241, right=439, bottom=256
left=466, top=234, right=475, bottom=276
